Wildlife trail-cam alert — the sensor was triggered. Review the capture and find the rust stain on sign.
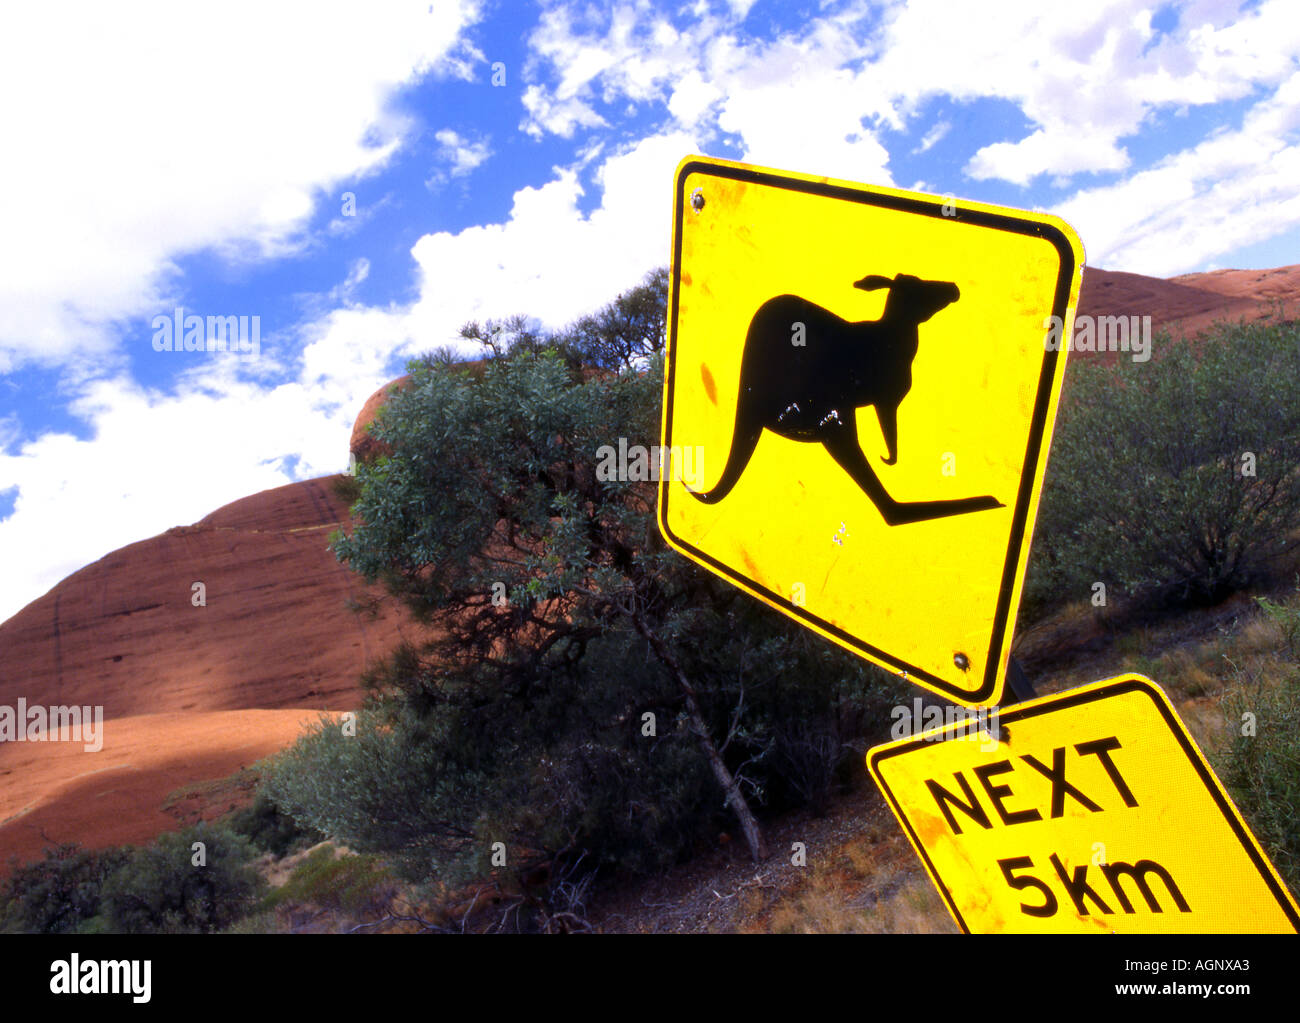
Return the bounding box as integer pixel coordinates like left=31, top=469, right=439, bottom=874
left=700, top=363, right=717, bottom=405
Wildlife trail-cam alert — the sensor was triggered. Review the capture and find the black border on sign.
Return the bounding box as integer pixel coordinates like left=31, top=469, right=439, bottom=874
left=867, top=677, right=1300, bottom=934
left=659, top=158, right=1077, bottom=704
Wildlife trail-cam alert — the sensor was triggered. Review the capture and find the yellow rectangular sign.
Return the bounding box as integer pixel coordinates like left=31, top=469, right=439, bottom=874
left=658, top=155, right=1083, bottom=706
left=867, top=675, right=1300, bottom=933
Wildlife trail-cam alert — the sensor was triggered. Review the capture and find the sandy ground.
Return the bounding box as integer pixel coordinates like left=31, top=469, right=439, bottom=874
left=0, top=709, right=331, bottom=868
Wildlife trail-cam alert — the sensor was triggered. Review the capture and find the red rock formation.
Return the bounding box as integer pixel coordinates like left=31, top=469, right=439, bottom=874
left=0, top=476, right=409, bottom=719
left=1172, top=264, right=1300, bottom=303
left=349, top=375, right=410, bottom=465
left=0, top=475, right=419, bottom=868
left=1077, top=264, right=1300, bottom=349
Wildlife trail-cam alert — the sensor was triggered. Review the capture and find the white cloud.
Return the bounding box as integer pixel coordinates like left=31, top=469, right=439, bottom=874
left=519, top=0, right=1300, bottom=196
left=863, top=0, right=1299, bottom=184
left=406, top=131, right=696, bottom=352
left=522, top=3, right=894, bottom=183
left=0, top=116, right=701, bottom=621
left=667, top=70, right=724, bottom=125
left=0, top=412, right=20, bottom=456
left=0, top=0, right=483, bottom=372
left=520, top=84, right=609, bottom=139
left=967, top=127, right=1131, bottom=185
left=0, top=311, right=408, bottom=623
left=521, top=3, right=725, bottom=139
left=913, top=121, right=950, bottom=154
left=1058, top=69, right=1300, bottom=274
left=715, top=59, right=893, bottom=185
left=325, top=191, right=395, bottom=239
left=513, top=0, right=1300, bottom=274
left=432, top=129, right=494, bottom=180
left=344, top=258, right=371, bottom=292
left=298, top=305, right=412, bottom=396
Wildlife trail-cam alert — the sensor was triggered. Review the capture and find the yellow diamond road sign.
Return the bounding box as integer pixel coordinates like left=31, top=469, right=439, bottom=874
left=658, top=155, right=1084, bottom=706
left=867, top=675, right=1300, bottom=933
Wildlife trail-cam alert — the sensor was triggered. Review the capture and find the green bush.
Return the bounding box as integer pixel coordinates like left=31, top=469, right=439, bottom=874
left=267, top=609, right=903, bottom=885
left=221, top=910, right=278, bottom=934
left=226, top=792, right=323, bottom=858
left=664, top=594, right=910, bottom=818
left=1022, top=318, right=1300, bottom=621
left=262, top=635, right=724, bottom=883
left=100, top=824, right=265, bottom=934
left=0, top=843, right=129, bottom=934
left=1255, top=593, right=1300, bottom=658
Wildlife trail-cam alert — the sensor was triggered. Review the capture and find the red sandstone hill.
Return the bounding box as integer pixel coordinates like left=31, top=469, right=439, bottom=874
left=1078, top=263, right=1300, bottom=342
left=349, top=375, right=411, bottom=465
left=2, top=262, right=1296, bottom=873
left=0, top=475, right=418, bottom=868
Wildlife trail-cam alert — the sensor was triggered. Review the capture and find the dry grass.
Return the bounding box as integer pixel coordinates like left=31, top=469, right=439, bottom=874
left=1235, top=615, right=1288, bottom=658
left=749, top=825, right=956, bottom=934
left=1176, top=696, right=1227, bottom=751
left=1158, top=648, right=1218, bottom=697
left=737, top=587, right=1300, bottom=935
left=874, top=875, right=956, bottom=933
left=1114, top=625, right=1158, bottom=659
left=760, top=861, right=956, bottom=934
left=764, top=871, right=872, bottom=933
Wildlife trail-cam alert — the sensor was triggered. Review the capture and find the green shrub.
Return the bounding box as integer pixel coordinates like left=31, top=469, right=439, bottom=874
left=1022, top=318, right=1300, bottom=621
left=0, top=843, right=129, bottom=934
left=1255, top=594, right=1300, bottom=658
left=264, top=584, right=907, bottom=889
left=330, top=472, right=362, bottom=504
left=261, top=637, right=723, bottom=883
left=226, top=792, right=323, bottom=858
left=100, top=824, right=265, bottom=934
left=221, top=910, right=278, bottom=934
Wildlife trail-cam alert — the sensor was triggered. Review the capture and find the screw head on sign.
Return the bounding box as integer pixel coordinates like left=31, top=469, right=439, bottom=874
left=690, top=188, right=705, bottom=212
left=953, top=652, right=970, bottom=672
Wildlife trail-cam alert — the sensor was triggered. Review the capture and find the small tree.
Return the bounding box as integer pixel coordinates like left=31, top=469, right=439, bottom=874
left=457, top=314, right=562, bottom=363
left=331, top=344, right=770, bottom=861
left=273, top=270, right=906, bottom=907
left=554, top=266, right=669, bottom=370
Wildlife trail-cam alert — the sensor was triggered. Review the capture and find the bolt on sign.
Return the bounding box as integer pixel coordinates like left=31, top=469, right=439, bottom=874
left=657, top=154, right=1084, bottom=707
left=866, top=675, right=1300, bottom=933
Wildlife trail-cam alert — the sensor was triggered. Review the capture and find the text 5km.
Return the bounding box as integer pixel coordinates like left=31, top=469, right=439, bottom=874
left=999, top=852, right=1189, bottom=918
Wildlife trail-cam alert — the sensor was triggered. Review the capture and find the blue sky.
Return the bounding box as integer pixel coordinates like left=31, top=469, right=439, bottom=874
left=1, top=0, right=1298, bottom=624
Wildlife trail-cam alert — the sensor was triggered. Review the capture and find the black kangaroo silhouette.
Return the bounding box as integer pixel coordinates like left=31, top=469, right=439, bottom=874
left=687, top=272, right=1004, bottom=526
